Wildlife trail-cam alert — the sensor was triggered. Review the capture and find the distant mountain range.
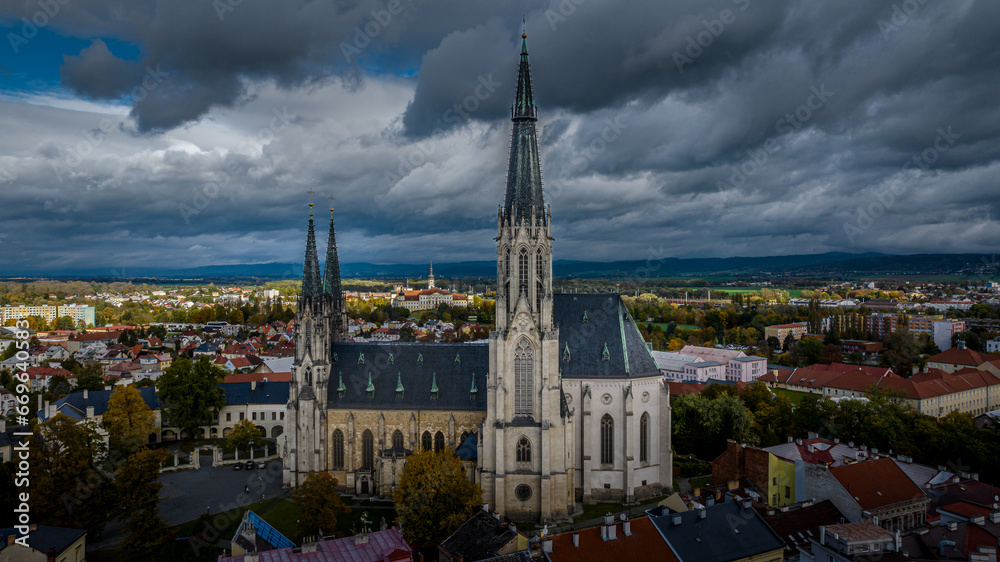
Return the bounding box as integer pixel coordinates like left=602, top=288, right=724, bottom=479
left=4, top=252, right=996, bottom=280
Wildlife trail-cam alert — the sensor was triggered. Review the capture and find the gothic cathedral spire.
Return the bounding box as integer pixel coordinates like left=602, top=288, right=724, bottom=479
left=300, top=203, right=323, bottom=310
left=323, top=206, right=342, bottom=300
left=502, top=31, right=545, bottom=228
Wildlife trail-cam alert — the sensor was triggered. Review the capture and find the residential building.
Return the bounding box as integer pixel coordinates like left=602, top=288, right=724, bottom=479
left=926, top=344, right=994, bottom=373
left=818, top=457, right=929, bottom=533
left=0, top=525, right=87, bottom=562
left=653, top=346, right=767, bottom=383
left=0, top=304, right=95, bottom=326
left=438, top=509, right=527, bottom=562
left=218, top=527, right=413, bottom=562
left=933, top=319, right=966, bottom=351
left=802, top=522, right=902, bottom=562
left=647, top=499, right=786, bottom=562
left=766, top=323, right=807, bottom=343
left=544, top=514, right=679, bottom=562
left=761, top=500, right=847, bottom=560
left=0, top=389, right=15, bottom=417
left=839, top=340, right=883, bottom=356
left=900, top=515, right=1000, bottom=560
left=988, top=337, right=1000, bottom=353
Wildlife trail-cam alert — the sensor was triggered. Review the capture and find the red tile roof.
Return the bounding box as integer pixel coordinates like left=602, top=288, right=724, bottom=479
left=546, top=517, right=679, bottom=562
left=939, top=501, right=993, bottom=518
left=927, top=347, right=991, bottom=367
left=830, top=458, right=926, bottom=510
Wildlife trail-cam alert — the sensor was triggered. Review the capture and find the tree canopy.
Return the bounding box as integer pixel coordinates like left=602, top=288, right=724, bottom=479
left=104, top=385, right=156, bottom=454
left=156, top=356, right=226, bottom=439
left=392, top=449, right=481, bottom=547
left=290, top=472, right=350, bottom=541
left=116, top=448, right=174, bottom=554
left=225, top=419, right=262, bottom=453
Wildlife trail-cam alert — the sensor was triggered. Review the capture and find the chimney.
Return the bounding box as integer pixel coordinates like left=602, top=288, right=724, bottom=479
left=990, top=512, right=1000, bottom=524
left=820, top=526, right=826, bottom=546
left=972, top=515, right=986, bottom=526
left=86, top=406, right=94, bottom=418
left=948, top=521, right=958, bottom=531
left=808, top=431, right=818, bottom=439
left=672, top=514, right=682, bottom=526
left=251, top=380, right=256, bottom=391
left=741, top=498, right=752, bottom=509
left=302, top=536, right=318, bottom=553
left=47, top=547, right=57, bottom=562
left=572, top=533, right=579, bottom=547
left=83, top=389, right=88, bottom=399
left=698, top=508, right=707, bottom=520
left=623, top=519, right=631, bottom=536
left=807, top=443, right=815, bottom=453
left=542, top=538, right=553, bottom=553
left=834, top=438, right=840, bottom=444
left=787, top=436, right=793, bottom=443
left=706, top=497, right=715, bottom=507
left=6, top=535, right=14, bottom=547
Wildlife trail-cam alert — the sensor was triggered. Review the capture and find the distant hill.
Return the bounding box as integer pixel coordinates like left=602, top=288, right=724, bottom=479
left=9, top=251, right=994, bottom=280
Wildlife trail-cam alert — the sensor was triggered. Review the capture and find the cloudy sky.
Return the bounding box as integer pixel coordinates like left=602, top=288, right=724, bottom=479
left=1, top=0, right=998, bottom=274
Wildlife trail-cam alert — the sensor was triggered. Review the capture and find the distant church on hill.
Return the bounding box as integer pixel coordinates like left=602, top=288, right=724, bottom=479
left=281, top=33, right=672, bottom=522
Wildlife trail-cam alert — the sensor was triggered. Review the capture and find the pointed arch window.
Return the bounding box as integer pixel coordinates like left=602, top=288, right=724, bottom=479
left=362, top=429, right=374, bottom=470
left=640, top=412, right=650, bottom=463
left=516, top=437, right=531, bottom=463
left=460, top=430, right=470, bottom=444
left=332, top=429, right=344, bottom=469
left=518, top=248, right=529, bottom=301
left=535, top=249, right=544, bottom=311
left=434, top=431, right=445, bottom=452
left=505, top=248, right=512, bottom=314
left=392, top=429, right=404, bottom=450
left=422, top=431, right=432, bottom=451
left=514, top=340, right=534, bottom=416
left=600, top=414, right=614, bottom=465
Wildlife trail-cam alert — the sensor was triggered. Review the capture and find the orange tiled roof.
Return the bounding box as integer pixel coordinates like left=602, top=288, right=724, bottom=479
left=546, top=517, right=679, bottom=562
left=829, top=457, right=925, bottom=511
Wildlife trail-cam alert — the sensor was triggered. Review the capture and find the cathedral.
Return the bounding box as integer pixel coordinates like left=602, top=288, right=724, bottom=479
left=282, top=33, right=672, bottom=523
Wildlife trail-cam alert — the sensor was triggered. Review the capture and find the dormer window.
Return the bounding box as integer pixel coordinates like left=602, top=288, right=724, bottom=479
left=358, top=353, right=365, bottom=365
left=470, top=372, right=478, bottom=397
left=430, top=373, right=439, bottom=399
left=388, top=353, right=394, bottom=365
left=366, top=371, right=375, bottom=398
left=417, top=353, right=423, bottom=365
left=602, top=343, right=610, bottom=362
left=563, top=343, right=571, bottom=362
left=396, top=372, right=404, bottom=398
left=454, top=353, right=461, bottom=365
left=336, top=373, right=346, bottom=398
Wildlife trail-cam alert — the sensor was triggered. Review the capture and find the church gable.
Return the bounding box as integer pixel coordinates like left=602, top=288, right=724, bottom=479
left=554, top=294, right=660, bottom=379
left=328, top=341, right=488, bottom=411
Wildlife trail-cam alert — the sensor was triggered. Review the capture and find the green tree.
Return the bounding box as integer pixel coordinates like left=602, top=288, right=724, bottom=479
left=74, top=363, right=106, bottom=392
left=118, top=329, right=139, bottom=347
left=393, top=449, right=482, bottom=547
left=104, top=385, right=156, bottom=455
left=290, top=472, right=351, bottom=541
left=116, top=448, right=174, bottom=554
left=47, top=375, right=72, bottom=398
left=29, top=414, right=113, bottom=536
left=156, top=356, right=226, bottom=439
left=1, top=342, right=18, bottom=361
left=53, top=316, right=76, bottom=330
left=225, top=419, right=263, bottom=454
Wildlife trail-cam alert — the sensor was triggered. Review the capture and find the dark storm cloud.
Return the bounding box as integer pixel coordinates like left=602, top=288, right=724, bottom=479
left=1, top=0, right=1000, bottom=273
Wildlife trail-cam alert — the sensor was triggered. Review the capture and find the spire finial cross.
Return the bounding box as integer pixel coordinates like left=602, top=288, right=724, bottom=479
left=308, top=190, right=314, bottom=215
left=522, top=15, right=526, bottom=39
left=329, top=194, right=335, bottom=214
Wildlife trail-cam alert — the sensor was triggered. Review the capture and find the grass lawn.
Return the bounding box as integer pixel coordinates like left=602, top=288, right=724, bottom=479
left=773, top=388, right=816, bottom=406
left=688, top=475, right=713, bottom=489
left=573, top=493, right=671, bottom=524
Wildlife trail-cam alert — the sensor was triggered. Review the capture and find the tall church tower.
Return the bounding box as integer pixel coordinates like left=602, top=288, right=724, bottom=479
left=481, top=32, right=574, bottom=523
left=284, top=202, right=347, bottom=489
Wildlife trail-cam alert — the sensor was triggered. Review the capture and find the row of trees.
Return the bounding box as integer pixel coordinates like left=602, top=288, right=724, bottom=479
left=673, top=382, right=1000, bottom=484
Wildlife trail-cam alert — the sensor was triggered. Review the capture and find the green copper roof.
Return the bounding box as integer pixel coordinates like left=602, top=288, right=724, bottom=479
left=366, top=371, right=375, bottom=393
left=470, top=372, right=478, bottom=394
left=430, top=372, right=439, bottom=394
left=396, top=372, right=404, bottom=393
left=336, top=373, right=346, bottom=392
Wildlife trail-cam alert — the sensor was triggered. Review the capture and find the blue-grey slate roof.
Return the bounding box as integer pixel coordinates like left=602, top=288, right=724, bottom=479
left=649, top=500, right=786, bottom=562
left=222, top=381, right=288, bottom=405
left=327, top=342, right=488, bottom=411
left=0, top=525, right=86, bottom=555
left=44, top=387, right=160, bottom=420
left=553, top=294, right=661, bottom=380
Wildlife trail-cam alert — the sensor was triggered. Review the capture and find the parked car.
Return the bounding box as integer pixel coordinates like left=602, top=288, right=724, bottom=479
left=245, top=460, right=255, bottom=470
left=257, top=461, right=266, bottom=469
left=233, top=462, right=242, bottom=470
